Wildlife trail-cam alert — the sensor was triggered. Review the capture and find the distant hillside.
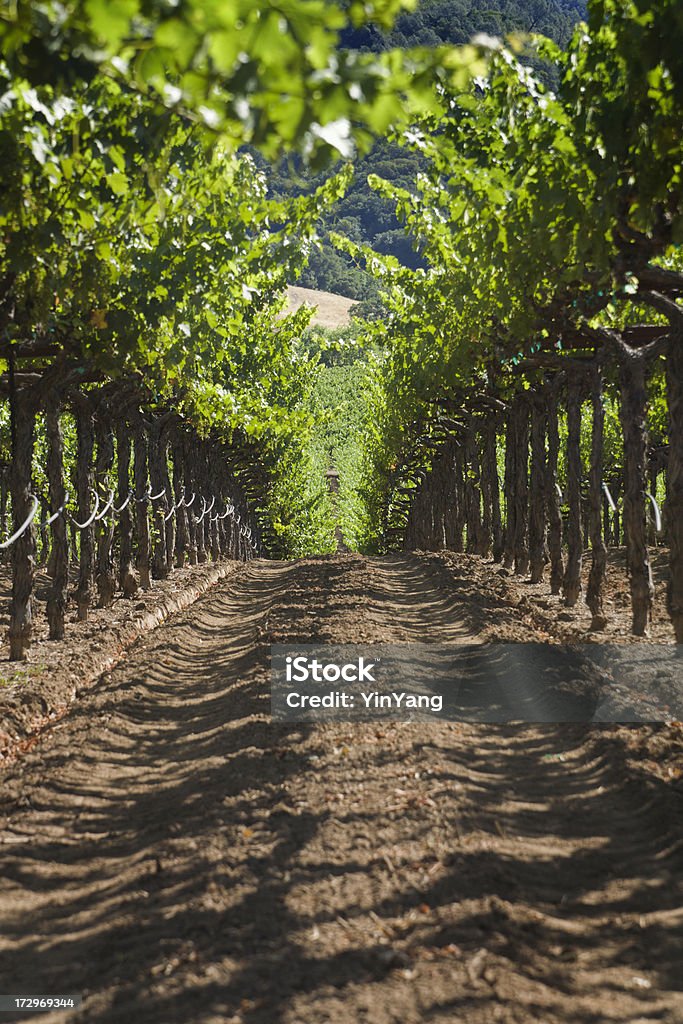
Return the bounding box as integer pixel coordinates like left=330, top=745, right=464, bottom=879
left=340, top=0, right=584, bottom=52
left=286, top=285, right=355, bottom=329
left=262, top=0, right=586, bottom=303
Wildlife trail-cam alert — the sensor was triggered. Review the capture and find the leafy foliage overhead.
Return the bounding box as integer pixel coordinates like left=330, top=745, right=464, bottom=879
left=265, top=0, right=586, bottom=297
left=0, top=0, right=487, bottom=163
left=342, top=0, right=683, bottom=549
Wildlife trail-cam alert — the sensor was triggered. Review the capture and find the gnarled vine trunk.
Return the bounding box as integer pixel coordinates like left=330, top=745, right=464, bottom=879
left=545, top=383, right=564, bottom=594
left=444, top=441, right=463, bottom=552
left=133, top=421, right=152, bottom=590
left=95, top=405, right=116, bottom=607
left=8, top=386, right=37, bottom=660
left=666, top=329, right=683, bottom=642
left=512, top=397, right=529, bottom=577
left=619, top=353, right=654, bottom=635
left=183, top=439, right=198, bottom=565
left=586, top=370, right=608, bottom=630
left=528, top=391, right=547, bottom=583
left=502, top=405, right=516, bottom=569
left=161, top=432, right=176, bottom=574
left=149, top=419, right=170, bottom=579
left=173, top=437, right=189, bottom=568
left=116, top=420, right=137, bottom=597
left=464, top=427, right=483, bottom=554
left=74, top=401, right=95, bottom=621
left=483, top=420, right=503, bottom=562
left=45, top=400, right=69, bottom=639
left=562, top=380, right=583, bottom=607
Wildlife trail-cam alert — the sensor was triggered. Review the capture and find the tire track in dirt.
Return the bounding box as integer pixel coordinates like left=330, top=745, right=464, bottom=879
left=0, top=555, right=681, bottom=1024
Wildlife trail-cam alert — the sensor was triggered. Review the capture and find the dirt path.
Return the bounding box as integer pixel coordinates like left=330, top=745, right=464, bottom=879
left=0, top=555, right=681, bottom=1023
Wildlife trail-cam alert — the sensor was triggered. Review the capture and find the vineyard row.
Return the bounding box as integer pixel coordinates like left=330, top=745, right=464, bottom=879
left=1, top=376, right=264, bottom=662
left=390, top=333, right=683, bottom=642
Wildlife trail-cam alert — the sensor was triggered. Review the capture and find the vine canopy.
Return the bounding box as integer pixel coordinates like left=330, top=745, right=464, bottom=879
left=0, top=0, right=489, bottom=164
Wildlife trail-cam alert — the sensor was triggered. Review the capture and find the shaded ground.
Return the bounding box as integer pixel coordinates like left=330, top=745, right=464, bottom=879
left=0, top=554, right=681, bottom=1023
left=451, top=547, right=676, bottom=645
left=0, top=560, right=244, bottom=753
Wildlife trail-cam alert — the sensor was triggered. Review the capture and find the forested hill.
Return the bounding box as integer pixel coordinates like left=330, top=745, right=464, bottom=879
left=262, top=0, right=585, bottom=303
left=340, top=0, right=584, bottom=52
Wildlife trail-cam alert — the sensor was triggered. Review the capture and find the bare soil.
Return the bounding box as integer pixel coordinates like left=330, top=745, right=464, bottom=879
left=285, top=286, right=356, bottom=328
left=0, top=559, right=244, bottom=755
left=0, top=553, right=681, bottom=1024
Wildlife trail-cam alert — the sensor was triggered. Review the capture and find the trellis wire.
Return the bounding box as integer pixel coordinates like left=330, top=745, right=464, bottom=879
left=95, top=489, right=115, bottom=521
left=647, top=492, right=663, bottom=533
left=70, top=490, right=100, bottom=529
left=602, top=482, right=617, bottom=511
left=113, top=490, right=132, bottom=514
left=46, top=492, right=70, bottom=527
left=0, top=495, right=39, bottom=549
